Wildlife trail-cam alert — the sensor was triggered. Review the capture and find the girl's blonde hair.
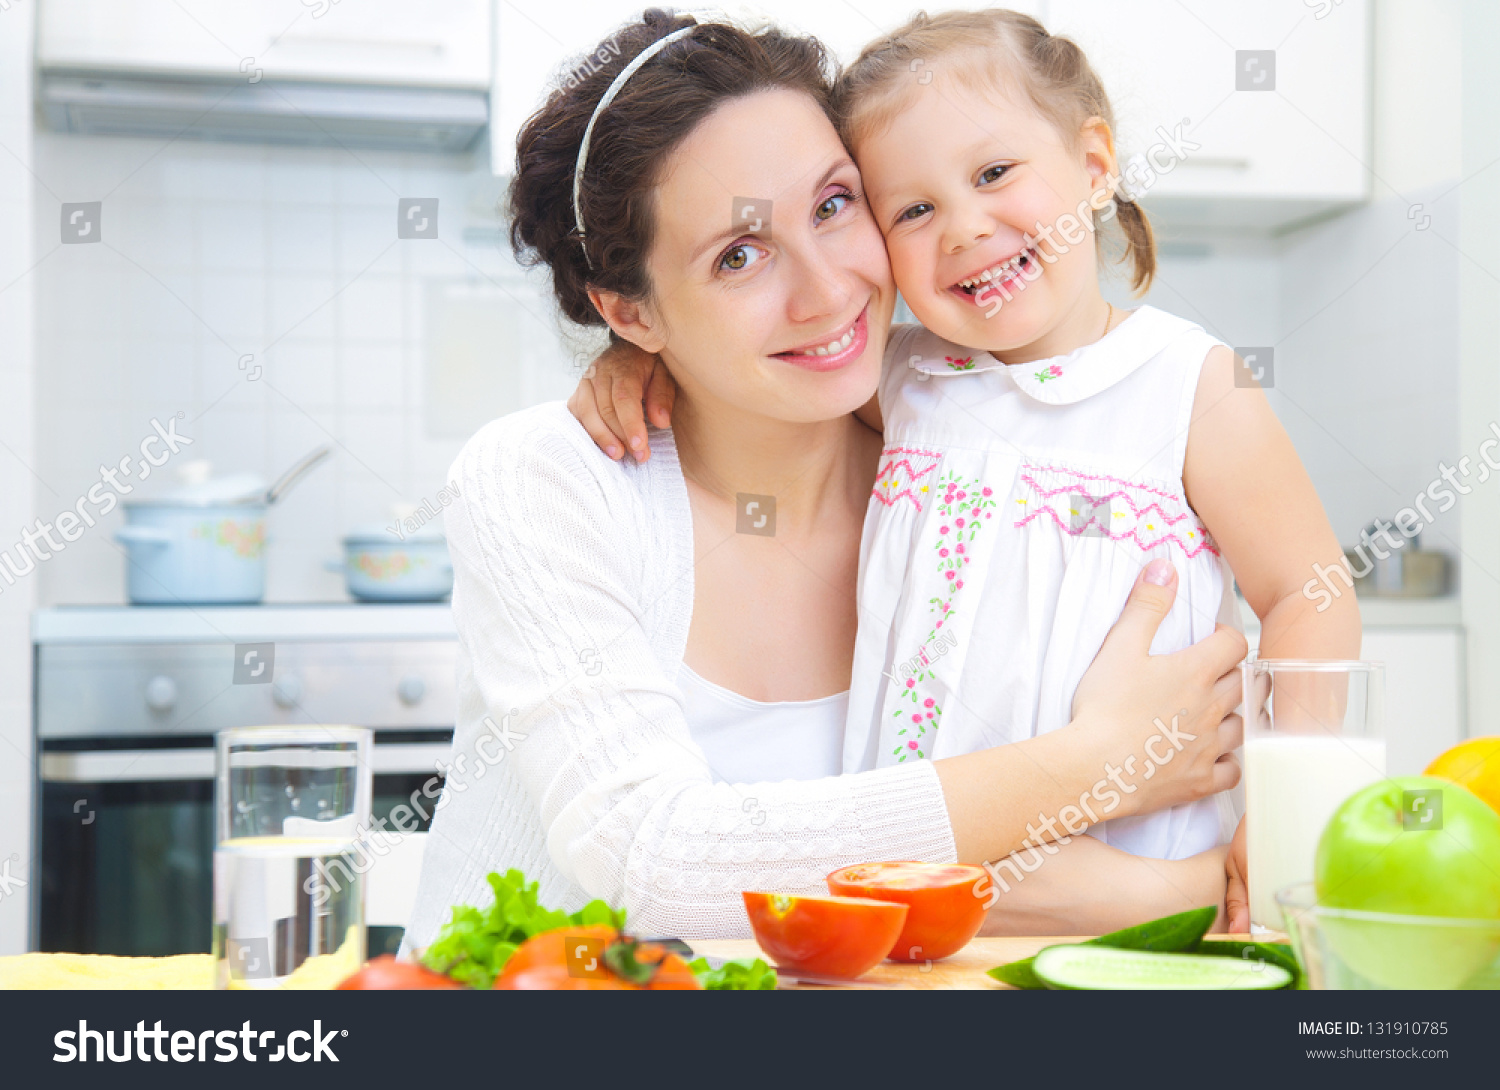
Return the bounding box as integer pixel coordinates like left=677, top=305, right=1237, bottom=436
left=833, top=8, right=1156, bottom=294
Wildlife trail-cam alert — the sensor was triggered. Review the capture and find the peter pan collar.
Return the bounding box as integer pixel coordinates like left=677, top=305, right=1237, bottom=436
left=906, top=307, right=1198, bottom=406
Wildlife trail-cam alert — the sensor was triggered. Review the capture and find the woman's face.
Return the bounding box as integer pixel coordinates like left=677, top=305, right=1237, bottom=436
left=632, top=89, right=896, bottom=423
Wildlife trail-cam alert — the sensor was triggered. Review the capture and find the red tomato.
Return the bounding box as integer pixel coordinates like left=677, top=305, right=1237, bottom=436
left=336, top=955, right=463, bottom=989
left=827, top=861, right=989, bottom=962
left=741, top=892, right=907, bottom=979
left=493, top=927, right=700, bottom=990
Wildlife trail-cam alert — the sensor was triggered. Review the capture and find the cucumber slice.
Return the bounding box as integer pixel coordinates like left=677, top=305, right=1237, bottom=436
left=1033, top=945, right=1293, bottom=990
left=1195, top=941, right=1303, bottom=989
left=987, top=905, right=1218, bottom=989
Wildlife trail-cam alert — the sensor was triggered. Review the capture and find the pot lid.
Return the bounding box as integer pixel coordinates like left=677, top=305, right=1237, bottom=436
left=344, top=522, right=446, bottom=545
left=126, top=460, right=268, bottom=507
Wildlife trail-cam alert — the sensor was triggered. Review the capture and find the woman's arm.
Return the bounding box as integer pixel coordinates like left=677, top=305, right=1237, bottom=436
left=978, top=835, right=1231, bottom=937
left=1184, top=345, right=1361, bottom=659
left=936, top=560, right=1247, bottom=863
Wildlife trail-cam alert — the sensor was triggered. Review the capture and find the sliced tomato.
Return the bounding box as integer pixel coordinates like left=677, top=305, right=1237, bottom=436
left=827, top=861, right=989, bottom=961
left=741, top=892, right=907, bottom=979
left=336, top=955, right=463, bottom=989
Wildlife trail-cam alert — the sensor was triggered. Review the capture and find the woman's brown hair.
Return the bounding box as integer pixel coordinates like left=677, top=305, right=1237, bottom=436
left=508, top=9, right=837, bottom=330
left=833, top=9, right=1156, bottom=294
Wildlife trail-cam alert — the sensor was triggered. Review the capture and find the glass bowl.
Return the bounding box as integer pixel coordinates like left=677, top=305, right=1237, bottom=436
left=1277, top=882, right=1500, bottom=989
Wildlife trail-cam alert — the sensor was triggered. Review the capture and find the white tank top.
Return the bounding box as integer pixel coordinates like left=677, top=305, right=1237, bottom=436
left=677, top=664, right=847, bottom=784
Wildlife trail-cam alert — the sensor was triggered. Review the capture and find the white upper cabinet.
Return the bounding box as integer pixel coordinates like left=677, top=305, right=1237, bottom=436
left=40, top=0, right=492, bottom=89
left=1047, top=0, right=1371, bottom=230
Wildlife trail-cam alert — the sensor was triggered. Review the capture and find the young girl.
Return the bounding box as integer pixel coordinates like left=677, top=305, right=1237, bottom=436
left=571, top=9, right=1359, bottom=863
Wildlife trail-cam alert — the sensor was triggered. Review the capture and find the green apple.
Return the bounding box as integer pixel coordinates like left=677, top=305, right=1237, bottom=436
left=1314, top=775, right=1500, bottom=988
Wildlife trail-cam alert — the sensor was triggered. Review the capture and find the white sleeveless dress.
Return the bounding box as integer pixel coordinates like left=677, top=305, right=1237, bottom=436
left=845, top=306, right=1240, bottom=860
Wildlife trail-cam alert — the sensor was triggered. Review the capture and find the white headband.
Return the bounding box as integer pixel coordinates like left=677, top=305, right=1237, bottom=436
left=569, top=9, right=773, bottom=266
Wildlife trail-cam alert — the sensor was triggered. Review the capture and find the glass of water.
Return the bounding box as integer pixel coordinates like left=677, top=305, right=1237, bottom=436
left=213, top=725, right=372, bottom=989
left=1242, top=660, right=1385, bottom=932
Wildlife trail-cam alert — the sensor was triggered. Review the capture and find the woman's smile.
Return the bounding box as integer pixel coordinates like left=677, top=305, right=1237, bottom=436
left=773, top=305, right=871, bottom=371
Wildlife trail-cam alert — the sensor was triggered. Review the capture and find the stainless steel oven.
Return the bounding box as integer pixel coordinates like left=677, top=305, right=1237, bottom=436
left=32, top=605, right=457, bottom=957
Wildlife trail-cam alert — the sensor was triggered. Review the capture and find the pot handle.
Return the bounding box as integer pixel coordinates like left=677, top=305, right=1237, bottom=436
left=114, top=526, right=173, bottom=546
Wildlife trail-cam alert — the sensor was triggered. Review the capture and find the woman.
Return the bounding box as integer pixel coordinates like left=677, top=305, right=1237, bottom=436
left=402, top=10, right=1247, bottom=948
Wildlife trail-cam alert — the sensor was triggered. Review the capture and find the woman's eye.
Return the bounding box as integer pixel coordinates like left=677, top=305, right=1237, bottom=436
left=815, top=192, right=852, bottom=221
left=719, top=243, right=763, bottom=272
left=980, top=164, right=1008, bottom=185
left=898, top=202, right=933, bottom=223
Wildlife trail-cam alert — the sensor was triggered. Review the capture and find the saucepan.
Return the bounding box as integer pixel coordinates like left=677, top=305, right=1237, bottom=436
left=115, top=447, right=331, bottom=604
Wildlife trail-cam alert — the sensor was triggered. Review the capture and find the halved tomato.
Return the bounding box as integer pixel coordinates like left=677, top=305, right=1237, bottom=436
left=741, top=892, right=907, bottom=979
left=493, top=927, right=700, bottom=990
left=827, top=861, right=988, bottom=962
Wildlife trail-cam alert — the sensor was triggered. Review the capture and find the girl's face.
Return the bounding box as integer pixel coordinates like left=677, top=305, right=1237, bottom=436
left=621, top=89, right=895, bottom=423
left=855, top=69, right=1117, bottom=361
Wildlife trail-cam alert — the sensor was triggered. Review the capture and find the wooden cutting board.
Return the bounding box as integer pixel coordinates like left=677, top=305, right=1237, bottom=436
left=689, top=936, right=1078, bottom=989
left=689, top=934, right=1267, bottom=989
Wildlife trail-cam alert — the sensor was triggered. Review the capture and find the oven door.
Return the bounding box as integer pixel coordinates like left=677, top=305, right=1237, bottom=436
left=38, top=733, right=449, bottom=956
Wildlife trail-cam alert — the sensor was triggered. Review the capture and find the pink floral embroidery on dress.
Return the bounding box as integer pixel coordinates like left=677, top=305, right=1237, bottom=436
left=872, top=446, right=943, bottom=512
left=891, top=471, right=998, bottom=762
left=1013, top=465, right=1220, bottom=558
left=1034, top=363, right=1064, bottom=383
left=944, top=355, right=976, bottom=371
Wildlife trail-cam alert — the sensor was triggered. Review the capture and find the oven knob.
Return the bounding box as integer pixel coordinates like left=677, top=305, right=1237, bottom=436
left=272, top=674, right=303, bottom=708
left=145, top=675, right=177, bottom=712
left=397, top=675, right=426, bottom=706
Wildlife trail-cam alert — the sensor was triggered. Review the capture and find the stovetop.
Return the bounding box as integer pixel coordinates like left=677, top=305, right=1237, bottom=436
left=32, top=603, right=456, bottom=645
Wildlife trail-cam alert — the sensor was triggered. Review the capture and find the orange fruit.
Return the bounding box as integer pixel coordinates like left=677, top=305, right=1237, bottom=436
left=1425, top=737, right=1500, bottom=816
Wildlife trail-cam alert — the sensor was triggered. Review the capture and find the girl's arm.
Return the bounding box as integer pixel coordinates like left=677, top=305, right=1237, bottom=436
left=1183, top=345, right=1362, bottom=660
left=978, top=835, right=1231, bottom=937
left=565, top=341, right=676, bottom=462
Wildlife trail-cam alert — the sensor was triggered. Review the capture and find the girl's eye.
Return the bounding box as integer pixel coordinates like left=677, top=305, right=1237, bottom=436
left=979, top=164, right=1009, bottom=185
left=718, top=242, right=764, bottom=273
left=898, top=202, right=934, bottom=224
left=815, top=192, right=852, bottom=221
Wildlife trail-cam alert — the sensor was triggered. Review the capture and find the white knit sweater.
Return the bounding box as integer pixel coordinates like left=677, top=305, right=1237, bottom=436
left=401, top=402, right=958, bottom=945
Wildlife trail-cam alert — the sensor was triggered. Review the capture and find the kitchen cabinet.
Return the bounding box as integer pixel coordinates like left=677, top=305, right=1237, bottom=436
left=40, top=0, right=492, bottom=89
left=1047, top=0, right=1370, bottom=231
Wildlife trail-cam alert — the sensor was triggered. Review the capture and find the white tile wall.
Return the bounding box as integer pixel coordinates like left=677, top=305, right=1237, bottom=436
left=0, top=0, right=37, bottom=956
left=30, top=135, right=580, bottom=606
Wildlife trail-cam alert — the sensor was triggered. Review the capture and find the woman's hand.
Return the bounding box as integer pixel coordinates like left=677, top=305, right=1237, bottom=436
left=1069, top=557, right=1248, bottom=820
left=566, top=340, right=677, bottom=462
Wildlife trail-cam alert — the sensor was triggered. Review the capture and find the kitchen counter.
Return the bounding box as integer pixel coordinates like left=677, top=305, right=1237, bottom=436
left=0, top=937, right=1265, bottom=990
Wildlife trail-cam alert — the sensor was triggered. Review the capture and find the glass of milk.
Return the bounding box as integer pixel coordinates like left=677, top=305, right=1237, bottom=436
left=212, top=726, right=372, bottom=988
left=1242, top=660, right=1385, bottom=932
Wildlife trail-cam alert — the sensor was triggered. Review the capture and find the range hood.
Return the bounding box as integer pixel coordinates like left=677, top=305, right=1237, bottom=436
left=38, top=76, right=488, bottom=152
left=36, top=0, right=492, bottom=152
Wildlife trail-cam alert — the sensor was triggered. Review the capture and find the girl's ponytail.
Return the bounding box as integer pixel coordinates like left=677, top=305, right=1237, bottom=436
left=1113, top=198, right=1156, bottom=294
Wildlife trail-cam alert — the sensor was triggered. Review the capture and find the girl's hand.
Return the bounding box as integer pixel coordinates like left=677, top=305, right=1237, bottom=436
left=566, top=341, right=677, bottom=462
left=1070, top=558, right=1248, bottom=820
left=1224, top=816, right=1249, bottom=932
